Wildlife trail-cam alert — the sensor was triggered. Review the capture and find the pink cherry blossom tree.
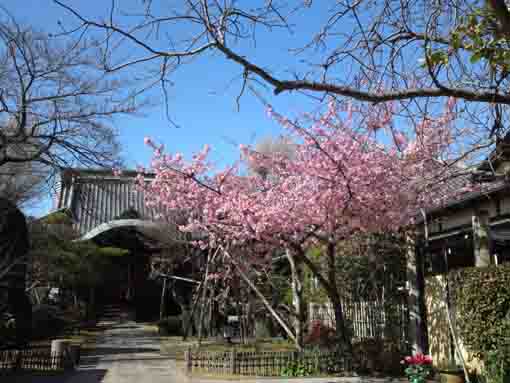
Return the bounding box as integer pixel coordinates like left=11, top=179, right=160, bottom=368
left=138, top=100, right=461, bottom=350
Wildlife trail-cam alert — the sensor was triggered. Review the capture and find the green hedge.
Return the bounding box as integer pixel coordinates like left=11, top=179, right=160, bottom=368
left=452, top=265, right=510, bottom=358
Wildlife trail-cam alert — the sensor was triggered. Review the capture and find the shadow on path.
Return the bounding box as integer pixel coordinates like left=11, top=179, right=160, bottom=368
left=82, top=347, right=160, bottom=356
left=1, top=369, right=108, bottom=383
left=2, top=308, right=179, bottom=383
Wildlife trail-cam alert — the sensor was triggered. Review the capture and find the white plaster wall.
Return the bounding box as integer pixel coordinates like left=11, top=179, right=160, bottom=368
left=426, top=194, right=510, bottom=235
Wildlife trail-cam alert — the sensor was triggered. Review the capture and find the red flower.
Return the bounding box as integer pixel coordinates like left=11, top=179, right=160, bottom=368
left=404, top=353, right=433, bottom=365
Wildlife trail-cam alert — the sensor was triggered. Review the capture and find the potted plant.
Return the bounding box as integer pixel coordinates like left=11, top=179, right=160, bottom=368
left=402, top=353, right=433, bottom=383
left=437, top=363, right=465, bottom=383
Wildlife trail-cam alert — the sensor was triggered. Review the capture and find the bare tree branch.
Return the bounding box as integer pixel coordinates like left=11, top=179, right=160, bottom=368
left=0, top=12, right=142, bottom=206
left=50, top=0, right=510, bottom=151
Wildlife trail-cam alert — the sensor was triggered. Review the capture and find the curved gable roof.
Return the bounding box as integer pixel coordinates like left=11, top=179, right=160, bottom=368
left=56, top=168, right=158, bottom=235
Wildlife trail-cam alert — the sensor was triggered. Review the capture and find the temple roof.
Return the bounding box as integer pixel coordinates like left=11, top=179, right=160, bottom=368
left=55, top=168, right=158, bottom=235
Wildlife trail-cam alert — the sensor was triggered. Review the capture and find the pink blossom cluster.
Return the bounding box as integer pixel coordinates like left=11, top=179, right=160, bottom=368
left=138, top=101, right=459, bottom=253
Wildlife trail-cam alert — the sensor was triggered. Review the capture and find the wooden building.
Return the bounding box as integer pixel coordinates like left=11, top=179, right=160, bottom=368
left=408, top=136, right=510, bottom=366
left=51, top=168, right=193, bottom=320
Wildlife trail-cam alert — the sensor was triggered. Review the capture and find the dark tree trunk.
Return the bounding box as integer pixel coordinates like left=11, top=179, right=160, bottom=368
left=325, top=242, right=352, bottom=354
left=88, top=286, right=96, bottom=320
left=159, top=277, right=167, bottom=320
left=297, top=242, right=352, bottom=354
left=197, top=250, right=211, bottom=344
left=182, top=282, right=204, bottom=340
left=225, top=249, right=299, bottom=347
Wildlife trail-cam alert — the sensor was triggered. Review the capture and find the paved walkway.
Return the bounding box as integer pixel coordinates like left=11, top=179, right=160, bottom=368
left=3, top=307, right=406, bottom=383
left=3, top=307, right=182, bottom=383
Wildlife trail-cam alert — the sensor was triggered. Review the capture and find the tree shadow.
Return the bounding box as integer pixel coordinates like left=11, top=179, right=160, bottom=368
left=81, top=356, right=172, bottom=367
left=79, top=346, right=167, bottom=366
left=83, top=346, right=160, bottom=356
left=0, top=369, right=108, bottom=383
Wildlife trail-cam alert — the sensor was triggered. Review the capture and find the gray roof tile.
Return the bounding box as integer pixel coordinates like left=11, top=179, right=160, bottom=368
left=56, top=168, right=157, bottom=235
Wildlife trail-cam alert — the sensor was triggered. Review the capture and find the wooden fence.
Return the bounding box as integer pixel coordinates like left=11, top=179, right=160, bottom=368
left=184, top=348, right=349, bottom=376
left=309, top=300, right=409, bottom=344
left=0, top=349, right=72, bottom=372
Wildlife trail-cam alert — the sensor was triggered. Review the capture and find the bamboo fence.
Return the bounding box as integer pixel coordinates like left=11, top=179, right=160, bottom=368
left=0, top=348, right=72, bottom=372
left=309, top=300, right=409, bottom=344
left=185, top=348, right=348, bottom=376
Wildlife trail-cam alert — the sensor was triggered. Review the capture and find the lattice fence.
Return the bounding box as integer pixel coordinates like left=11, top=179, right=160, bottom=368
left=0, top=349, right=72, bottom=371
left=309, top=299, right=409, bottom=344
left=185, top=348, right=349, bottom=376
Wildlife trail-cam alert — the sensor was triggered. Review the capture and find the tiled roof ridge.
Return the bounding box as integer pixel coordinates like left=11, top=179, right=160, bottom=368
left=56, top=167, right=159, bottom=235
left=61, top=167, right=155, bottom=179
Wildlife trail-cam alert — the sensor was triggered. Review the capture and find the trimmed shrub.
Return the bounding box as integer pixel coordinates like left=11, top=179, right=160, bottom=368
left=452, top=265, right=510, bottom=358
left=351, top=338, right=404, bottom=375
left=281, top=359, right=319, bottom=377
left=158, top=316, right=182, bottom=336
left=484, top=345, right=510, bottom=383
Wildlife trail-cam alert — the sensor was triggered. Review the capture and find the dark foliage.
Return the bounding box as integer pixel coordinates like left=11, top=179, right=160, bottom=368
left=31, top=305, right=67, bottom=339
left=157, top=316, right=182, bottom=336
left=0, top=198, right=28, bottom=283
left=452, top=265, right=510, bottom=358
left=452, top=265, right=510, bottom=382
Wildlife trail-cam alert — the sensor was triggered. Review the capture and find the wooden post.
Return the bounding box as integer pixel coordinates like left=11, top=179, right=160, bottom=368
left=51, top=340, right=69, bottom=370
left=221, top=246, right=298, bottom=346
left=183, top=248, right=220, bottom=340
left=68, top=344, right=80, bottom=368
left=183, top=282, right=204, bottom=340
left=230, top=349, right=237, bottom=375
left=406, top=233, right=427, bottom=354
left=198, top=249, right=212, bottom=345
left=207, top=280, right=215, bottom=337
left=473, top=210, right=491, bottom=267
left=185, top=348, right=192, bottom=375
left=292, top=350, right=298, bottom=366
left=14, top=350, right=22, bottom=371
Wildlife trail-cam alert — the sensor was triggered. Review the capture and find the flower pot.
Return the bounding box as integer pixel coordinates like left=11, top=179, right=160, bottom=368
left=438, top=369, right=465, bottom=383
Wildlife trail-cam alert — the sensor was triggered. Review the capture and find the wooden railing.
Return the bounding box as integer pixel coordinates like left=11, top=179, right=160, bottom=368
left=184, top=348, right=349, bottom=376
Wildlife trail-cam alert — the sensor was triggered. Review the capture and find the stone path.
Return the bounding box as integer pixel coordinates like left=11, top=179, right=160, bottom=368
left=75, top=323, right=178, bottom=382
left=3, top=306, right=406, bottom=383
left=66, top=305, right=181, bottom=383
left=2, top=306, right=182, bottom=383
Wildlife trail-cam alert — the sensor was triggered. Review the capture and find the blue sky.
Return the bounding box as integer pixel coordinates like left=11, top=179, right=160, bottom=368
left=4, top=0, right=327, bottom=216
